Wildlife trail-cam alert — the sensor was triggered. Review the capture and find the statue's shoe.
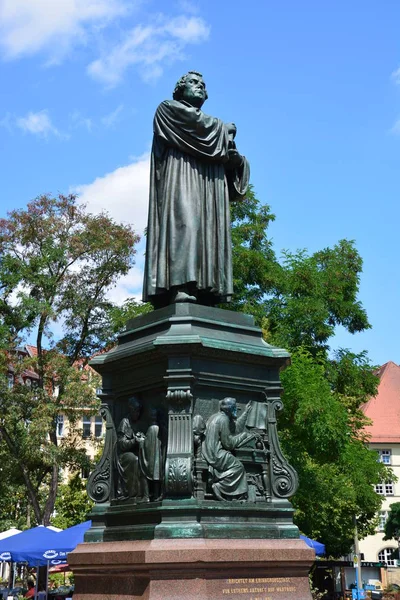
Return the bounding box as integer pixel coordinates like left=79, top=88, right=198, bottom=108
left=173, top=290, right=197, bottom=303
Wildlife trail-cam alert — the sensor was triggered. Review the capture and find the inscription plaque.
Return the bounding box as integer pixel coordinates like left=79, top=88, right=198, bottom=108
left=207, top=577, right=300, bottom=600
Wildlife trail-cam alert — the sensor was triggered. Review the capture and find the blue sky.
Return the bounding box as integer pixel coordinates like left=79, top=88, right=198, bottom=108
left=0, top=0, right=399, bottom=366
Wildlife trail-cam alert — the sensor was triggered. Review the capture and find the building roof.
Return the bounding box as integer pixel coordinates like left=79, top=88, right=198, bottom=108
left=25, top=345, right=38, bottom=357
left=363, top=361, right=400, bottom=443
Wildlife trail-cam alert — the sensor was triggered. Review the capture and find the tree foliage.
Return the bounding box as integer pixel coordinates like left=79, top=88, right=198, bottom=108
left=228, top=187, right=388, bottom=556
left=52, top=473, right=94, bottom=530
left=384, top=502, right=400, bottom=542
left=0, top=194, right=139, bottom=525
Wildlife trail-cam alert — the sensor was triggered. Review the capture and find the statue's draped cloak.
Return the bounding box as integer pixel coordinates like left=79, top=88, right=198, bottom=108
left=143, top=99, right=250, bottom=305
left=140, top=424, right=162, bottom=481
left=116, top=417, right=142, bottom=498
left=202, top=411, right=249, bottom=499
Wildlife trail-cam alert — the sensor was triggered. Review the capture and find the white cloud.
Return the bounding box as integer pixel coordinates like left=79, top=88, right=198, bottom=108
left=75, top=153, right=150, bottom=235
left=70, top=111, right=93, bottom=132
left=101, top=104, right=124, bottom=128
left=391, top=67, right=400, bottom=85
left=87, top=14, right=210, bottom=87
left=74, top=153, right=150, bottom=302
left=0, top=0, right=128, bottom=62
left=106, top=263, right=145, bottom=304
left=16, top=110, right=66, bottom=139
left=0, top=1, right=210, bottom=88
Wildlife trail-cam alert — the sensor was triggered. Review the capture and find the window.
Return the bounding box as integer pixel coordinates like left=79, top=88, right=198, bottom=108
left=7, top=373, right=14, bottom=389
left=81, top=466, right=90, bottom=479
left=378, top=547, right=397, bottom=567
left=82, top=416, right=91, bottom=439
left=379, top=450, right=392, bottom=465
left=375, top=482, right=394, bottom=496
left=94, top=415, right=103, bottom=438
left=379, top=511, right=389, bottom=531
left=57, top=415, right=64, bottom=437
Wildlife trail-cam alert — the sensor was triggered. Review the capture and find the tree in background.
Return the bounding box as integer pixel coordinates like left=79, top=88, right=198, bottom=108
left=52, top=473, right=94, bottom=530
left=384, top=502, right=400, bottom=545
left=227, top=187, right=389, bottom=556
left=0, top=194, right=139, bottom=526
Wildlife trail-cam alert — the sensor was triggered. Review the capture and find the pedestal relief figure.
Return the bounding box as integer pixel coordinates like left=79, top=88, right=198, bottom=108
left=139, top=409, right=163, bottom=501
left=116, top=397, right=163, bottom=502
left=143, top=70, right=250, bottom=308
left=202, top=398, right=255, bottom=501
left=193, top=414, right=206, bottom=458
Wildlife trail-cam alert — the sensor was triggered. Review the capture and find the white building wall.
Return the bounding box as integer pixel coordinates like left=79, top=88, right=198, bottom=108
left=359, top=443, right=400, bottom=585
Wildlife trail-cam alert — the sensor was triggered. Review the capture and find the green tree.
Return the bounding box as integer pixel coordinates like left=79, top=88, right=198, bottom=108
left=227, top=187, right=388, bottom=556
left=384, top=502, right=400, bottom=543
left=52, top=472, right=94, bottom=529
left=0, top=193, right=139, bottom=526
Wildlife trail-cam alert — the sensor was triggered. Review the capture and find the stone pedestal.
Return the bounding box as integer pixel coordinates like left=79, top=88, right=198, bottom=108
left=71, top=305, right=314, bottom=599
left=68, top=538, right=314, bottom=600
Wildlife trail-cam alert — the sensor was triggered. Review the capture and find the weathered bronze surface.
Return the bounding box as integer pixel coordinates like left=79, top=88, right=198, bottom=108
left=202, top=398, right=255, bottom=501
left=143, top=71, right=250, bottom=308
left=115, top=398, right=164, bottom=503
left=87, top=304, right=298, bottom=542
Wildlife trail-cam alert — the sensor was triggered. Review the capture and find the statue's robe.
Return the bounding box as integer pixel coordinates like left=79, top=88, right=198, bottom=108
left=116, top=417, right=143, bottom=499
left=202, top=411, right=251, bottom=500
left=117, top=418, right=163, bottom=500
left=139, top=424, right=162, bottom=482
left=143, top=99, right=250, bottom=307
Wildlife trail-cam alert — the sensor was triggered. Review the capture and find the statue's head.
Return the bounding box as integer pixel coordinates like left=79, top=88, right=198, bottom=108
left=193, top=414, right=206, bottom=436
left=173, top=71, right=208, bottom=108
left=219, top=397, right=237, bottom=419
left=127, top=396, right=142, bottom=421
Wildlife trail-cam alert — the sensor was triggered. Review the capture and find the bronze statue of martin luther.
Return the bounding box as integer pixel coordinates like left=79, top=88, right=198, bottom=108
left=143, top=71, right=250, bottom=309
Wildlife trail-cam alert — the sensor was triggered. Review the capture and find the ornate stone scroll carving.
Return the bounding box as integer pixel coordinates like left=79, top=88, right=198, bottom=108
left=164, top=390, right=193, bottom=497
left=266, top=391, right=299, bottom=499
left=87, top=403, right=116, bottom=503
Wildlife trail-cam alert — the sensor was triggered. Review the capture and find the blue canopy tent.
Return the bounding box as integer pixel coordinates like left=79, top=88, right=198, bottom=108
left=300, top=534, right=326, bottom=556
left=0, top=521, right=91, bottom=599
left=0, top=526, right=61, bottom=595
left=0, top=526, right=60, bottom=564
left=12, top=520, right=92, bottom=566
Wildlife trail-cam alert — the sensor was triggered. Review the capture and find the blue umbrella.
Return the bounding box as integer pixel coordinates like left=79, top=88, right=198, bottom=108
left=0, top=526, right=60, bottom=564
left=300, top=534, right=326, bottom=556
left=12, top=521, right=92, bottom=566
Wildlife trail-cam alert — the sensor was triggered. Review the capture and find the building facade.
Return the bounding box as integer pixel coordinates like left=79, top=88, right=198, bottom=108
left=359, top=361, right=400, bottom=586
left=6, top=344, right=103, bottom=478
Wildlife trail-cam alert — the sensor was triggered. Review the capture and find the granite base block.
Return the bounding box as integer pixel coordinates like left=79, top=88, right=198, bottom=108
left=68, top=538, right=314, bottom=600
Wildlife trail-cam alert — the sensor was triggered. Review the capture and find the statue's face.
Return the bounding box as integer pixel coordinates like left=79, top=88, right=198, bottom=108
left=229, top=400, right=237, bottom=419
left=223, top=399, right=237, bottom=419
left=181, top=74, right=206, bottom=108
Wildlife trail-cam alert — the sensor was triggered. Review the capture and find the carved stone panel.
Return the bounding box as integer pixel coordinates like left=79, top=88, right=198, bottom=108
left=87, top=403, right=116, bottom=503
left=165, top=412, right=193, bottom=497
